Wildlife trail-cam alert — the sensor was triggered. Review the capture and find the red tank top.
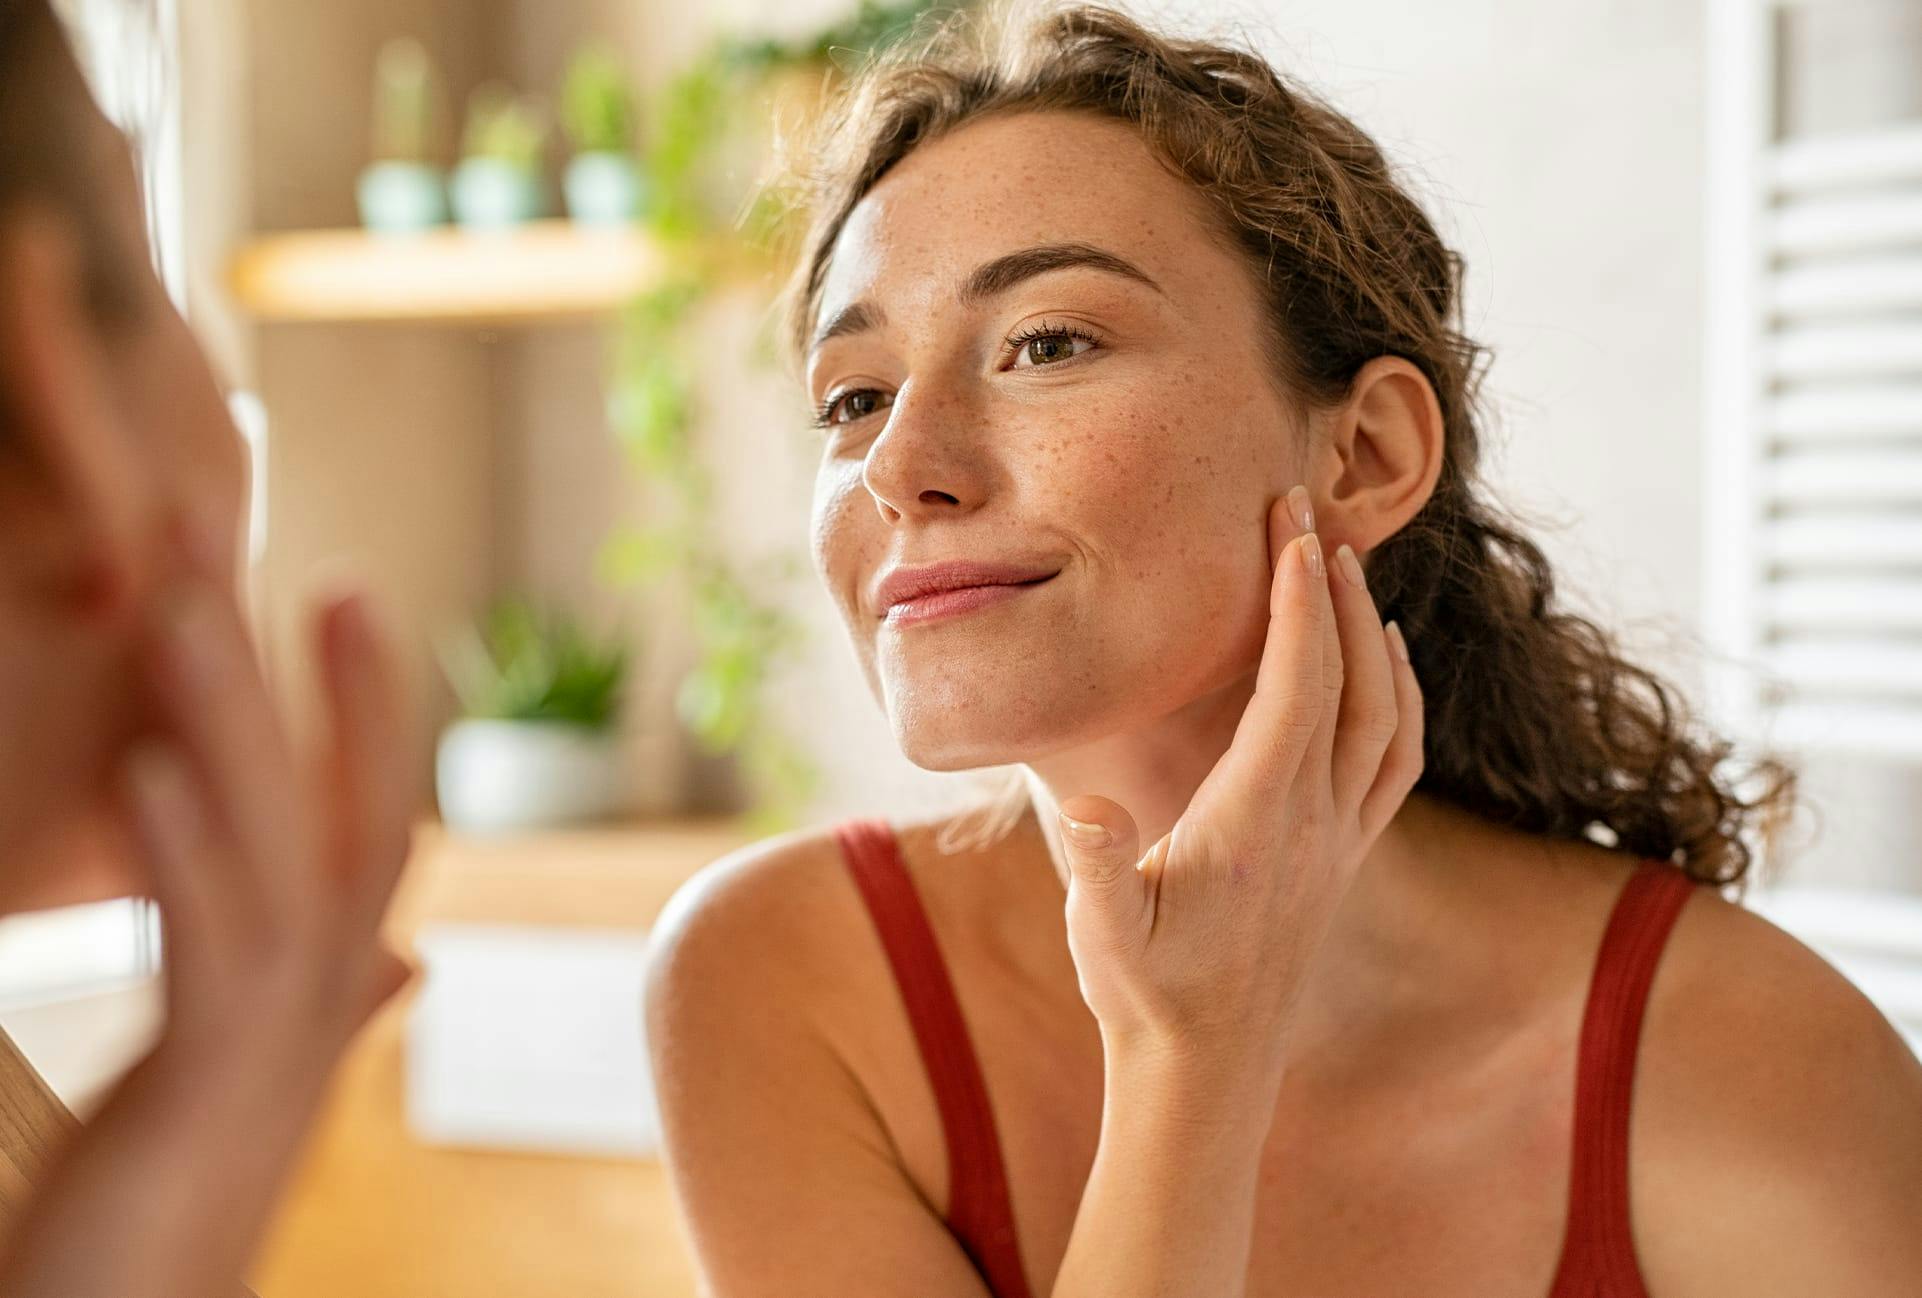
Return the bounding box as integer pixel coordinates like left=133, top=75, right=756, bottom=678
left=833, top=816, right=1698, bottom=1298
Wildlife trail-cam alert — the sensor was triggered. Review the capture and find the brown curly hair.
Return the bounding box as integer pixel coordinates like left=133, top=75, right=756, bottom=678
left=767, top=0, right=1799, bottom=893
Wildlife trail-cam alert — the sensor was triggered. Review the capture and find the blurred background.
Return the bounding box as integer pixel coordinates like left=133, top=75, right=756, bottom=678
left=2, top=0, right=1919, bottom=1294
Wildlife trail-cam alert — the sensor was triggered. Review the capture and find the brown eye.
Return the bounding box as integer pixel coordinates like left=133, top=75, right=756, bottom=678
left=1007, top=321, right=1101, bottom=370
left=815, top=387, right=892, bottom=427
left=1025, top=335, right=1080, bottom=365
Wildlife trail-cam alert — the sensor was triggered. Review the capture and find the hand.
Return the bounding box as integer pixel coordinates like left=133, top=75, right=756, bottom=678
left=1055, top=485, right=1423, bottom=1096
left=120, top=538, right=416, bottom=1080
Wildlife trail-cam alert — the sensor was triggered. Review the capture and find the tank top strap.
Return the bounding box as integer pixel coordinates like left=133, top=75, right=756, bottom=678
left=1549, top=859, right=1698, bottom=1297
left=833, top=817, right=1032, bottom=1298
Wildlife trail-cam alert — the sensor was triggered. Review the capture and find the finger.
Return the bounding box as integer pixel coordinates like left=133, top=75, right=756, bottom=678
left=1358, top=621, right=1425, bottom=841
left=120, top=740, right=241, bottom=952
left=1193, top=496, right=1325, bottom=832
left=1326, top=543, right=1399, bottom=815
left=163, top=504, right=242, bottom=592
left=1298, top=531, right=1344, bottom=810
left=146, top=579, right=305, bottom=902
left=1056, top=794, right=1150, bottom=953
left=315, top=589, right=414, bottom=933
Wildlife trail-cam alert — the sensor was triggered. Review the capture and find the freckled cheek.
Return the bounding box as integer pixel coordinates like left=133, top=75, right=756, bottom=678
left=1013, top=377, right=1249, bottom=587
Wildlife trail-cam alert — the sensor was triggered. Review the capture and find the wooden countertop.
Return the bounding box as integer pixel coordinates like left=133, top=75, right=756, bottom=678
left=248, top=817, right=755, bottom=1298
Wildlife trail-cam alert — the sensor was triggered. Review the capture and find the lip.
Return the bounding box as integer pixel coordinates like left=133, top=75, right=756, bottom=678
left=883, top=575, right=1057, bottom=627
left=872, top=559, right=1063, bottom=624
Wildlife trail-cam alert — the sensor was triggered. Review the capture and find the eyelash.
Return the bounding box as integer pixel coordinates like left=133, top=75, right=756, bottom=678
left=809, top=319, right=1105, bottom=430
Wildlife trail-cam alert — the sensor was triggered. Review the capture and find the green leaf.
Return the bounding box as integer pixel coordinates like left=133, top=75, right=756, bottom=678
left=561, top=40, right=635, bottom=154
left=440, top=597, right=631, bottom=728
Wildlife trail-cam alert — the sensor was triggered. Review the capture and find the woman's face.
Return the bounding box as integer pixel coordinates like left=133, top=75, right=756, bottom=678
left=808, top=109, right=1305, bottom=770
left=0, top=44, right=247, bottom=906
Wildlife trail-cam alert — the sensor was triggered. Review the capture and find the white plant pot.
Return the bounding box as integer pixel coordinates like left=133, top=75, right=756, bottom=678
left=436, top=719, right=629, bottom=835
left=356, top=161, right=449, bottom=233
left=563, top=151, right=645, bottom=226
left=449, top=157, right=546, bottom=230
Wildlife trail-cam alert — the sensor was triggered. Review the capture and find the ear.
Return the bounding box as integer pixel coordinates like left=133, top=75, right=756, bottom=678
left=1321, top=355, right=1446, bottom=553
left=0, top=203, right=146, bottom=617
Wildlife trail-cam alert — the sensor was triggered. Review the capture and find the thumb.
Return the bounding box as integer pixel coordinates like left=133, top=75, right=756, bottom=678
left=1056, top=794, right=1148, bottom=935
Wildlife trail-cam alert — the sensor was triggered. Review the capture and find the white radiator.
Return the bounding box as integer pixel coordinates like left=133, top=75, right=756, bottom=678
left=1703, top=0, right=1922, bottom=763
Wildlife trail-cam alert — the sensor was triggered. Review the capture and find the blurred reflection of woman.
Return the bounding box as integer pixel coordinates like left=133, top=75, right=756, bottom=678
left=645, top=3, right=1922, bottom=1295
left=0, top=2, right=415, bottom=1293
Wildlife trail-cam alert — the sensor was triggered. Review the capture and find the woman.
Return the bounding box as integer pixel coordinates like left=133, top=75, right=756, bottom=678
left=645, top=3, right=1922, bottom=1295
left=0, top=1, right=415, bottom=1293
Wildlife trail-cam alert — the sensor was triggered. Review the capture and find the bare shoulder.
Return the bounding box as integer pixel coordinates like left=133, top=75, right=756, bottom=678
left=644, top=821, right=866, bottom=1026
left=642, top=820, right=1011, bottom=1292
left=642, top=809, right=993, bottom=1059
left=1632, top=873, right=1922, bottom=1294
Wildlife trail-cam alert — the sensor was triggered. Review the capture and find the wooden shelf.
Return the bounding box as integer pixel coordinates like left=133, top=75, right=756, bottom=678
left=227, top=220, right=677, bottom=324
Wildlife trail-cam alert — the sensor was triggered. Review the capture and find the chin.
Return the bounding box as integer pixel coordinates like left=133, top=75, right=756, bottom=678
left=896, top=730, right=1026, bottom=773
left=885, top=688, right=1103, bottom=772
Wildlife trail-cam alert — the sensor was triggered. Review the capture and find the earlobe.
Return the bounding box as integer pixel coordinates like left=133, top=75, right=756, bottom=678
left=0, top=205, right=146, bottom=619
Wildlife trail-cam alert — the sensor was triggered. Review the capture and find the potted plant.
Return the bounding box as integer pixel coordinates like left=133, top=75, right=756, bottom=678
left=356, top=37, right=448, bottom=233
left=560, top=39, right=647, bottom=226
left=435, top=599, right=632, bottom=835
left=450, top=82, right=549, bottom=230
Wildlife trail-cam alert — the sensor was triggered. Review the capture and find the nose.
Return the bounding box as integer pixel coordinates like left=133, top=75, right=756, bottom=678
left=859, top=381, right=993, bottom=524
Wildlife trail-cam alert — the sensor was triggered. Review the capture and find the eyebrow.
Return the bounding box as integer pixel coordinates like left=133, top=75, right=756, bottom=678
left=807, top=241, right=1165, bottom=358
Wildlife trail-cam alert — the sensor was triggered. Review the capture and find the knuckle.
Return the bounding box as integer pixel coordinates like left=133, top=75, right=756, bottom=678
left=1180, top=817, right=1235, bottom=865
left=1358, top=701, right=1402, bottom=745
left=1073, top=859, right=1130, bottom=892
left=1274, top=688, right=1324, bottom=737
left=1289, top=796, right=1335, bottom=843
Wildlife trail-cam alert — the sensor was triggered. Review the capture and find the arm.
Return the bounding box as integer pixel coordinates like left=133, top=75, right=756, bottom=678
left=645, top=850, right=994, bottom=1298
left=0, top=1028, right=284, bottom=1298
left=1044, top=500, right=1420, bottom=1295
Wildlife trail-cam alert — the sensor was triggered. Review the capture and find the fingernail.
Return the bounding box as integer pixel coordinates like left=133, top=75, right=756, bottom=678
left=1299, top=531, right=1324, bottom=579
left=1386, top=619, right=1411, bottom=663
left=1287, top=484, right=1314, bottom=534
left=1335, top=542, right=1365, bottom=589
left=1058, top=811, right=1113, bottom=849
